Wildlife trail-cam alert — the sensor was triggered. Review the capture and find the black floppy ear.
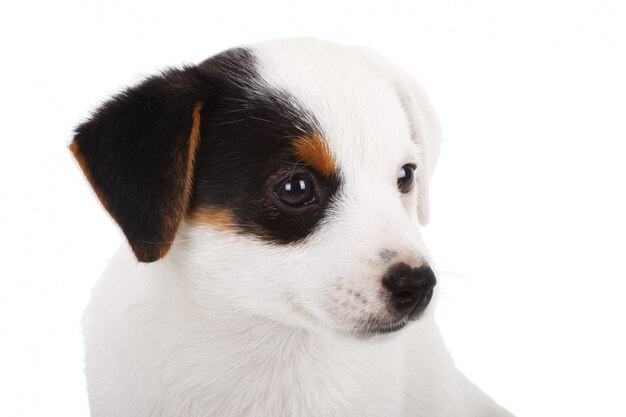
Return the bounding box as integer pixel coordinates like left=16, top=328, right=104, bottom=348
left=70, top=67, right=211, bottom=262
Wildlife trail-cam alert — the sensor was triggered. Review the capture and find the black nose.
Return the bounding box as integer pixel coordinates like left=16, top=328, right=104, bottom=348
left=382, top=263, right=437, bottom=317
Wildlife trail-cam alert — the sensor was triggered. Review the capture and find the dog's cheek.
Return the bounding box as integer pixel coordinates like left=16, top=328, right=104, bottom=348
left=268, top=235, right=373, bottom=329
left=166, top=223, right=311, bottom=318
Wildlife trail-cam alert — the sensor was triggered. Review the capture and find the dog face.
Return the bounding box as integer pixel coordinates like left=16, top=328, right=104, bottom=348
left=71, top=39, right=441, bottom=339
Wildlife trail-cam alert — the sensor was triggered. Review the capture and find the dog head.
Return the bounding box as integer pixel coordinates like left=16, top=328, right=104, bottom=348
left=71, top=39, right=441, bottom=339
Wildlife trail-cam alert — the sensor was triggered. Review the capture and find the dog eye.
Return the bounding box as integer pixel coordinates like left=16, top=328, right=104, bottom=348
left=397, top=164, right=416, bottom=193
left=274, top=173, right=317, bottom=207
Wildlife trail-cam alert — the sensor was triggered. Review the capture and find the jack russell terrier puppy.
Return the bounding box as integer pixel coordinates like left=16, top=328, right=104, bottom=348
left=70, top=38, right=513, bottom=417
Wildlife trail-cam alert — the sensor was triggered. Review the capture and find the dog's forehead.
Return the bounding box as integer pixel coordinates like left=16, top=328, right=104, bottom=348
left=250, top=39, right=415, bottom=178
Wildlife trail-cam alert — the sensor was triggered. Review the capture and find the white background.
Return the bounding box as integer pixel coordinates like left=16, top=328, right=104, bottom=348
left=1, top=1, right=625, bottom=416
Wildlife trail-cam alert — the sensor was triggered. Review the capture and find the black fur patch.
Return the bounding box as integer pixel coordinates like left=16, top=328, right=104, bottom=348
left=191, top=49, right=340, bottom=243
left=72, top=47, right=340, bottom=262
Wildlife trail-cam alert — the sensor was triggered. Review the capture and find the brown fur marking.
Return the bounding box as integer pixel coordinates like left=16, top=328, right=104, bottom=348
left=293, top=132, right=335, bottom=176
left=154, top=101, right=204, bottom=259
left=189, top=206, right=238, bottom=230
left=185, top=102, right=204, bottom=199
left=69, top=140, right=115, bottom=217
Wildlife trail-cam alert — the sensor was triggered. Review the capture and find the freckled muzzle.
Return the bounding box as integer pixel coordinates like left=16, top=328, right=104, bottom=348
left=382, top=263, right=436, bottom=319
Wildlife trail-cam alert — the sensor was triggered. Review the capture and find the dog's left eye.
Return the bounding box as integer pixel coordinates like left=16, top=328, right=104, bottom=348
left=273, top=173, right=318, bottom=208
left=397, top=164, right=416, bottom=193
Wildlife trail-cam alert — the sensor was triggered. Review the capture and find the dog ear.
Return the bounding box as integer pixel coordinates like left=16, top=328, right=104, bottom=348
left=353, top=48, right=442, bottom=225
left=70, top=67, right=211, bottom=262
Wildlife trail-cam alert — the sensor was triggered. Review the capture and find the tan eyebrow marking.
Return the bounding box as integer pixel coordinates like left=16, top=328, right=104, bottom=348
left=292, top=132, right=335, bottom=176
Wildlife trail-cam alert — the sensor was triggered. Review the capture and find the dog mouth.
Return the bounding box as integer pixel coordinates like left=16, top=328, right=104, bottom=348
left=352, top=317, right=410, bottom=338
left=349, top=300, right=431, bottom=338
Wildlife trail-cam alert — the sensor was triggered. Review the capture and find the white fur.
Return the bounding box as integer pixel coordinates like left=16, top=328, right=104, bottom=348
left=83, top=39, right=513, bottom=416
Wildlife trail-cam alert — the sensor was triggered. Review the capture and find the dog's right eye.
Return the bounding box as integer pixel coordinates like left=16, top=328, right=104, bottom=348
left=273, top=173, right=318, bottom=208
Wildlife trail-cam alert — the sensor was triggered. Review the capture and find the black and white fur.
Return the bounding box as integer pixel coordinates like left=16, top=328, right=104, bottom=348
left=71, top=38, right=513, bottom=417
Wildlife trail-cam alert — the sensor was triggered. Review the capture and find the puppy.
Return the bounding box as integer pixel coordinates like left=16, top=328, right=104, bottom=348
left=71, top=38, right=513, bottom=417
